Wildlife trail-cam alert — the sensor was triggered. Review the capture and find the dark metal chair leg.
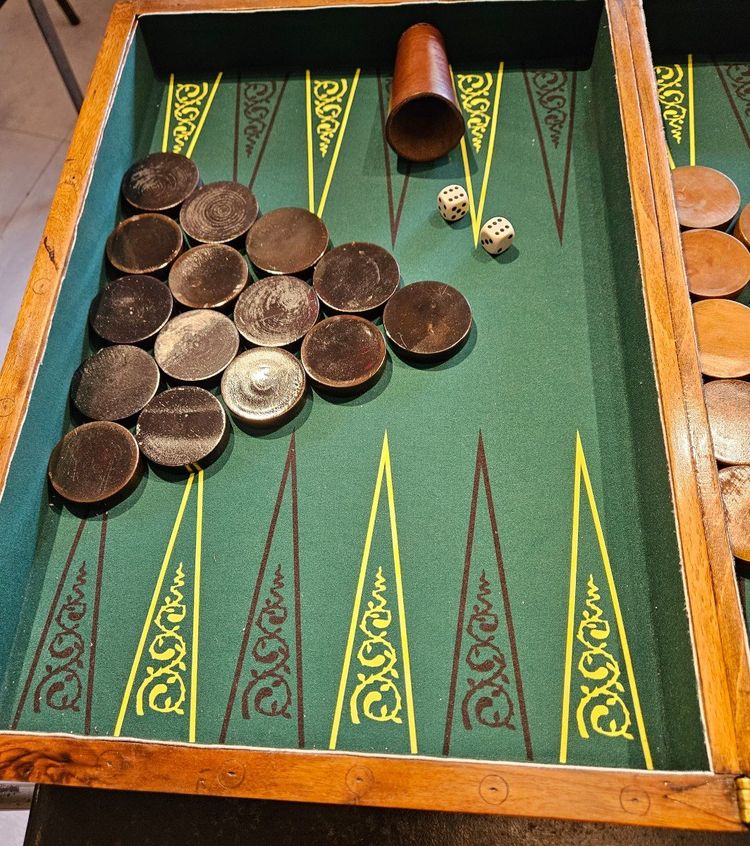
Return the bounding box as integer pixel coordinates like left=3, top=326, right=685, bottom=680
left=27, top=0, right=83, bottom=112
left=55, top=0, right=80, bottom=27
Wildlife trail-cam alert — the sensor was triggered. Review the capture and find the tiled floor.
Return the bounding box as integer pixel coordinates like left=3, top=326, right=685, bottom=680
left=0, top=0, right=114, bottom=364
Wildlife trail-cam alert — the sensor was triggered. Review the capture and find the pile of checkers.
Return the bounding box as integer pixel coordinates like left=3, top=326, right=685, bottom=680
left=48, top=152, right=473, bottom=506
left=674, top=165, right=750, bottom=564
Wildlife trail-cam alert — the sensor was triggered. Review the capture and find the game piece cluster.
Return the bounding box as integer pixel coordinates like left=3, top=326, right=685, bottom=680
left=674, top=164, right=750, bottom=562
left=47, top=152, right=473, bottom=506
left=437, top=184, right=516, bottom=255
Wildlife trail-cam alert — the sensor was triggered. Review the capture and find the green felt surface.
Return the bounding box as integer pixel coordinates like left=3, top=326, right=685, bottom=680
left=0, top=2, right=709, bottom=773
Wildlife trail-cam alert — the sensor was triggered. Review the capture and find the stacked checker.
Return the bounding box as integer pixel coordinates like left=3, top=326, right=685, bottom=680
left=674, top=165, right=750, bottom=563
left=49, top=151, right=473, bottom=505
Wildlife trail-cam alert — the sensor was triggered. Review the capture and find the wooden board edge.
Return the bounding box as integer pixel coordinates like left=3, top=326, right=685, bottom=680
left=0, top=735, right=743, bottom=831
left=616, top=0, right=750, bottom=774
left=0, top=1, right=138, bottom=495
left=604, top=0, right=741, bottom=774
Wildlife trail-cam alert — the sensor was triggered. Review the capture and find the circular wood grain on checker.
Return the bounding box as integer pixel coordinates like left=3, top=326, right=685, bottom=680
left=106, top=213, right=184, bottom=276
left=704, top=379, right=750, bottom=466
left=672, top=165, right=741, bottom=230
left=136, top=386, right=227, bottom=467
left=49, top=421, right=141, bottom=504
left=121, top=151, right=200, bottom=214
left=169, top=243, right=249, bottom=309
left=681, top=229, right=750, bottom=299
left=89, top=275, right=174, bottom=345
left=692, top=299, right=750, bottom=378
left=719, top=464, right=750, bottom=562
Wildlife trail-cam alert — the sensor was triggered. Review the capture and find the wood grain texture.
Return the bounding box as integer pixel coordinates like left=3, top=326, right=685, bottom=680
left=0, top=0, right=746, bottom=828
left=0, top=0, right=137, bottom=493
left=0, top=735, right=743, bottom=831
left=618, top=0, right=750, bottom=774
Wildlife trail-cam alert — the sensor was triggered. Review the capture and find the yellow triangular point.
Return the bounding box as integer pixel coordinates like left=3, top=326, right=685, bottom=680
left=329, top=432, right=417, bottom=753
left=114, top=471, right=196, bottom=737
left=452, top=62, right=504, bottom=247
left=559, top=433, right=653, bottom=769
left=162, top=72, right=223, bottom=159
left=305, top=70, right=360, bottom=218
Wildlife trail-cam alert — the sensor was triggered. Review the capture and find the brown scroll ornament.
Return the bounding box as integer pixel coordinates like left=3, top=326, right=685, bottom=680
left=386, top=23, right=465, bottom=162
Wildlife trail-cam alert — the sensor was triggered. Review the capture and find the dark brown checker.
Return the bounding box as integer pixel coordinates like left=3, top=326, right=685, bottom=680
left=383, top=280, right=472, bottom=360
left=180, top=181, right=259, bottom=244
left=48, top=421, right=140, bottom=504
left=312, top=242, right=400, bottom=313
left=136, top=386, right=227, bottom=468
left=733, top=203, right=750, bottom=250
left=246, top=207, right=329, bottom=276
left=233, top=275, right=319, bottom=347
left=121, top=152, right=200, bottom=214
left=70, top=345, right=160, bottom=422
left=106, top=213, right=184, bottom=276
left=718, top=464, right=750, bottom=562
left=681, top=229, right=750, bottom=299
left=154, top=309, right=240, bottom=382
left=704, top=379, right=750, bottom=466
left=693, top=299, right=750, bottom=379
left=168, top=243, right=249, bottom=309
left=301, top=315, right=386, bottom=393
left=89, top=275, right=173, bottom=344
left=221, top=347, right=307, bottom=427
left=671, top=165, right=741, bottom=230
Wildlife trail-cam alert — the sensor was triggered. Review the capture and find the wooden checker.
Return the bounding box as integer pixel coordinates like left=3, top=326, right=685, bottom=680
left=692, top=299, right=750, bottom=378
left=681, top=229, right=750, bottom=299
left=704, top=379, right=750, bottom=466
left=719, top=464, right=750, bottom=562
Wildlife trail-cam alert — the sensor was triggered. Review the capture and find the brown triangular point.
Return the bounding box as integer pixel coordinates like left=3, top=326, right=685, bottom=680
left=12, top=514, right=107, bottom=734
left=523, top=69, right=577, bottom=244
left=377, top=72, right=411, bottom=248
left=219, top=433, right=304, bottom=746
left=443, top=432, right=533, bottom=759
left=713, top=61, right=750, bottom=151
left=233, top=73, right=290, bottom=188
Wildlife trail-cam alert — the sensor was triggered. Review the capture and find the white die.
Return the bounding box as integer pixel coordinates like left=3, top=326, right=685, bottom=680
left=480, top=217, right=515, bottom=255
left=438, top=184, right=469, bottom=222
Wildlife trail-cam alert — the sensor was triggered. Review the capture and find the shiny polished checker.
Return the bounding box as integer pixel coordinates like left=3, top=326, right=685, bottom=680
left=221, top=348, right=306, bottom=427
left=89, top=275, right=173, bottom=345
left=246, top=207, right=329, bottom=276
left=106, top=213, right=184, bottom=276
left=719, top=465, right=750, bottom=562
left=169, top=243, right=249, bottom=309
left=71, top=345, right=160, bottom=422
left=180, top=181, right=259, bottom=244
left=136, top=386, right=226, bottom=468
left=693, top=299, right=750, bottom=379
left=313, top=242, right=400, bottom=313
left=233, top=275, right=319, bottom=347
left=704, top=379, right=750, bottom=466
left=49, top=421, right=140, bottom=504
left=121, top=152, right=200, bottom=214
left=681, top=229, right=750, bottom=299
left=383, top=280, right=472, bottom=360
left=154, top=310, right=240, bottom=382
left=672, top=165, right=741, bottom=230
left=301, top=315, right=386, bottom=393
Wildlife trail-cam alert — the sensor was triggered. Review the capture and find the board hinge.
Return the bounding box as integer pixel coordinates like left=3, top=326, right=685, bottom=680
left=737, top=777, right=750, bottom=825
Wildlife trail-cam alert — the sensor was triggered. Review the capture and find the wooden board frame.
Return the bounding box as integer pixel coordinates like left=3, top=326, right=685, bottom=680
left=0, top=0, right=747, bottom=830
